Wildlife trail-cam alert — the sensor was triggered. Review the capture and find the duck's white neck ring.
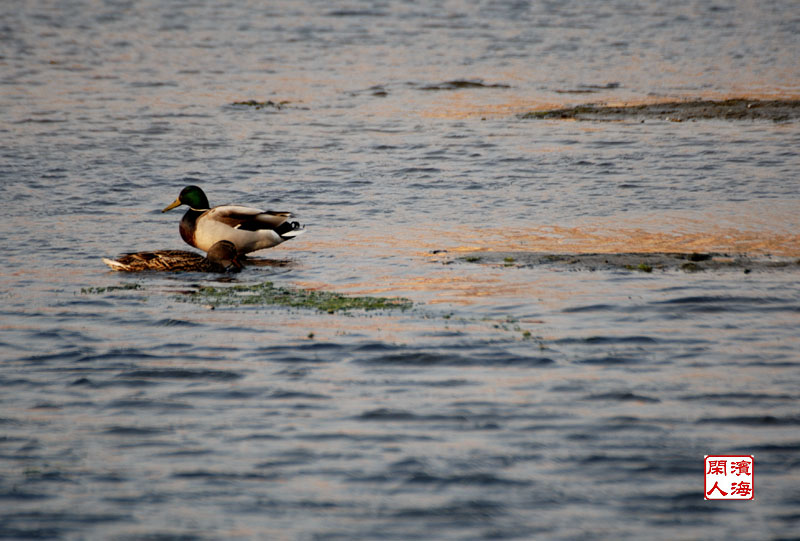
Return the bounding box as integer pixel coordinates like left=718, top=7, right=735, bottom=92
left=189, top=207, right=209, bottom=212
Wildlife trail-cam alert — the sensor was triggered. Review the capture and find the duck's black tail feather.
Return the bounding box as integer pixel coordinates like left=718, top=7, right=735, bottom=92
left=276, top=221, right=305, bottom=239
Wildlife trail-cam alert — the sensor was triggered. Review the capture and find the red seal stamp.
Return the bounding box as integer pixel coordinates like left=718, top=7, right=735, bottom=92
left=704, top=455, right=754, bottom=500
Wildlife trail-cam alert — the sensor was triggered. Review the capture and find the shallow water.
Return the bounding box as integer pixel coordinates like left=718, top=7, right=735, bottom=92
left=2, top=1, right=800, bottom=539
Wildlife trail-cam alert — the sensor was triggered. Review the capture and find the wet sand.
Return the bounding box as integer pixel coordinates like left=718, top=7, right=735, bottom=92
left=454, top=251, right=800, bottom=273
left=521, top=98, right=800, bottom=122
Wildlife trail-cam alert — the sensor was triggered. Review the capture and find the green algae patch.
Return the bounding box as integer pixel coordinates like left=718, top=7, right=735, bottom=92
left=180, top=281, right=413, bottom=313
left=624, top=262, right=653, bottom=273
left=82, top=283, right=143, bottom=294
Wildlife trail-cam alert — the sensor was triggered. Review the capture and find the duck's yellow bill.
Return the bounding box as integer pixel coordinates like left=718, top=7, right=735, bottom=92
left=162, top=198, right=182, bottom=213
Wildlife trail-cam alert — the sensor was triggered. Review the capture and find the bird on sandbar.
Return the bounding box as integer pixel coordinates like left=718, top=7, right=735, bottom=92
left=161, top=185, right=304, bottom=255
left=102, top=240, right=243, bottom=273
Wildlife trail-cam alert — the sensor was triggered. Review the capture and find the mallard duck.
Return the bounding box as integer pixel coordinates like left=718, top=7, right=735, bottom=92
left=103, top=240, right=243, bottom=273
left=161, top=185, right=304, bottom=255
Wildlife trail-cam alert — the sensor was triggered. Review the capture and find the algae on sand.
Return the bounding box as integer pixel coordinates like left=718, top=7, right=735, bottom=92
left=520, top=99, right=800, bottom=122
left=179, top=281, right=413, bottom=313
left=231, top=99, right=290, bottom=110
left=457, top=252, right=800, bottom=273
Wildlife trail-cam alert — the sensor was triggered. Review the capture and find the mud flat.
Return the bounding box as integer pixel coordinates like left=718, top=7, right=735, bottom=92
left=521, top=98, right=800, bottom=122
left=456, top=252, right=800, bottom=273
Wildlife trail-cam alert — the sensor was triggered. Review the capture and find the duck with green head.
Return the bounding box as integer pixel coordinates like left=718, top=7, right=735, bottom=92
left=162, top=185, right=304, bottom=255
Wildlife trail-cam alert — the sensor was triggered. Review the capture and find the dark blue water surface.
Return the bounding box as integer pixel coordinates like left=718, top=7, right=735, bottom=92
left=2, top=1, right=800, bottom=539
